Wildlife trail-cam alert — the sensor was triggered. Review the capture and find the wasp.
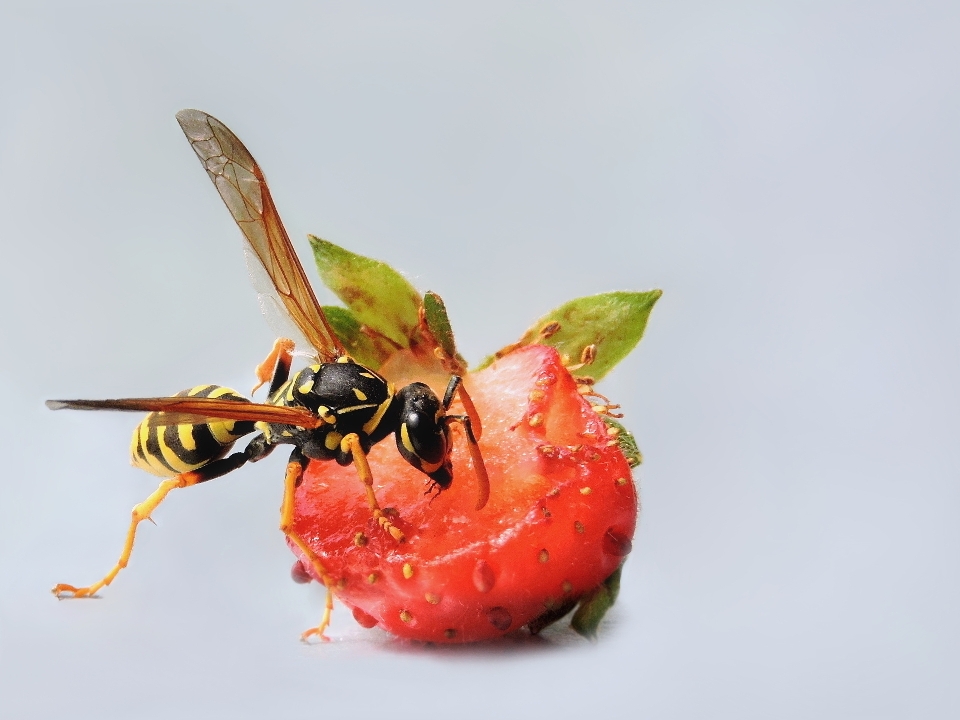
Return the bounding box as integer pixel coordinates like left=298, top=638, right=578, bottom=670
left=47, top=110, right=490, bottom=640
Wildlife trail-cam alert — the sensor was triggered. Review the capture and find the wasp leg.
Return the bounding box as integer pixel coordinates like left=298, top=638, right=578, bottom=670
left=441, top=377, right=489, bottom=509
left=340, top=433, right=405, bottom=543
left=300, top=585, right=336, bottom=644
left=441, top=376, right=483, bottom=439
left=277, top=448, right=337, bottom=642
left=52, top=440, right=270, bottom=599
left=444, top=414, right=490, bottom=511
left=252, top=337, right=296, bottom=395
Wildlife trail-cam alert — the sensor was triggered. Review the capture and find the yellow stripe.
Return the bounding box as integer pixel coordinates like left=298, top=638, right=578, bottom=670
left=129, top=424, right=146, bottom=469
left=178, top=424, right=197, bottom=452
left=207, top=420, right=235, bottom=445
left=400, top=423, right=416, bottom=455
left=324, top=431, right=343, bottom=451
left=136, top=423, right=162, bottom=473
left=256, top=421, right=273, bottom=442
left=133, top=422, right=176, bottom=476
left=362, top=384, right=395, bottom=436
left=339, top=403, right=377, bottom=415
left=353, top=388, right=367, bottom=401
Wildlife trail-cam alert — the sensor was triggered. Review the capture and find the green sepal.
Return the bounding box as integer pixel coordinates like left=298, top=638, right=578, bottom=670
left=571, top=563, right=623, bottom=640
left=422, top=291, right=467, bottom=369
left=309, top=236, right=422, bottom=348
left=321, top=305, right=393, bottom=370
left=602, top=417, right=643, bottom=468
left=477, top=290, right=662, bottom=380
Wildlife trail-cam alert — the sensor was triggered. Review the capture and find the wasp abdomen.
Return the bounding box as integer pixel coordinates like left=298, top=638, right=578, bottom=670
left=130, top=385, right=256, bottom=477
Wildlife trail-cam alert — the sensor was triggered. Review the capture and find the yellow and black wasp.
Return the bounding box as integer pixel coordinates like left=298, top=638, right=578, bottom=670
left=47, top=110, right=489, bottom=639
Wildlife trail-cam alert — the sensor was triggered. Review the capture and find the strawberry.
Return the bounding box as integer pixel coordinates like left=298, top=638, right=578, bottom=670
left=289, top=344, right=637, bottom=642
left=284, top=240, right=659, bottom=642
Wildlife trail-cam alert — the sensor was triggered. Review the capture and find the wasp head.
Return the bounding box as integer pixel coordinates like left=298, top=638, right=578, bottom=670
left=393, top=383, right=453, bottom=489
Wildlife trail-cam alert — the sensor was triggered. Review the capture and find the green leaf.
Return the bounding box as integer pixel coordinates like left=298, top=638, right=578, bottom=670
left=602, top=417, right=643, bottom=468
left=422, top=291, right=466, bottom=369
left=309, top=236, right=422, bottom=348
left=571, top=563, right=623, bottom=640
left=477, top=290, right=662, bottom=380
left=321, top=306, right=393, bottom=370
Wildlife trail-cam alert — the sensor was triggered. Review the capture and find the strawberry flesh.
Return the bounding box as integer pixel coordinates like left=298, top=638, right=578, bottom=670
left=290, top=345, right=637, bottom=642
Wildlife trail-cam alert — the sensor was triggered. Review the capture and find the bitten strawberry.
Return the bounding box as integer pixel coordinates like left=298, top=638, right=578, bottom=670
left=289, top=345, right=637, bottom=642
left=289, top=238, right=660, bottom=642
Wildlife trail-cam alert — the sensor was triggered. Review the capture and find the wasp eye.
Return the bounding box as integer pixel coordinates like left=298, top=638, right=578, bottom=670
left=394, top=383, right=449, bottom=473
left=400, top=410, right=445, bottom=464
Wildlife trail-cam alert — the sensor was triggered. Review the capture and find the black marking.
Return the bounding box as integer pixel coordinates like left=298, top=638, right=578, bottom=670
left=164, top=422, right=222, bottom=467
left=143, top=424, right=176, bottom=473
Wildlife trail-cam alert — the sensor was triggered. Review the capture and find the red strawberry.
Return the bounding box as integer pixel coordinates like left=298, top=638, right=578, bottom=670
left=289, top=344, right=637, bottom=643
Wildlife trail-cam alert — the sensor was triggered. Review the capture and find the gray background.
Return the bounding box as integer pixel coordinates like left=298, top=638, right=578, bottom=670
left=1, top=2, right=957, bottom=718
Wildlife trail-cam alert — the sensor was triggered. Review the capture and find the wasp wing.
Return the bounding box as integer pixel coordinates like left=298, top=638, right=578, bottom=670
left=175, top=109, right=345, bottom=363
left=46, top=397, right=324, bottom=429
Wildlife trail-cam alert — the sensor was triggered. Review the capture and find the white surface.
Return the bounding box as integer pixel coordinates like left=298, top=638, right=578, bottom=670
left=1, top=2, right=957, bottom=718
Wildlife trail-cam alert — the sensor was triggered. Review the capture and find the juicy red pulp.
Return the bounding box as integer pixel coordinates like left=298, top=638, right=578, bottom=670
left=290, top=345, right=636, bottom=643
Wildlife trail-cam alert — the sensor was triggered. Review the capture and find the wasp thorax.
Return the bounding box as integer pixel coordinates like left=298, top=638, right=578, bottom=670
left=394, top=383, right=453, bottom=488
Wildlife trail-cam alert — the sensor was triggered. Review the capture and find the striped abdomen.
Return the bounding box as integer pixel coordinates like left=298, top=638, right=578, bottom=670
left=130, top=385, right=257, bottom=477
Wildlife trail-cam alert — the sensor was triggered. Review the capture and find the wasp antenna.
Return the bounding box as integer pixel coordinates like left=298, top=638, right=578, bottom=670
left=46, top=400, right=68, bottom=410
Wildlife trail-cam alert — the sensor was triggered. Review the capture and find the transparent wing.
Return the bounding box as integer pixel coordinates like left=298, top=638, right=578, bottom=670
left=244, top=245, right=313, bottom=353
left=46, top=397, right=324, bottom=429
left=176, top=109, right=345, bottom=363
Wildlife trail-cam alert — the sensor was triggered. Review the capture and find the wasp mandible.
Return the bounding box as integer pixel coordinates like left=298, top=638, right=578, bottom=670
left=48, top=110, right=490, bottom=640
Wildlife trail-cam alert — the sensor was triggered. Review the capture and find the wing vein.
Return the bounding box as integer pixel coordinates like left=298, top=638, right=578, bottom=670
left=175, top=109, right=346, bottom=362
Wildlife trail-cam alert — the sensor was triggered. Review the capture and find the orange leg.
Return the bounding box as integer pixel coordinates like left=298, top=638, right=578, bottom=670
left=252, top=337, right=296, bottom=395
left=278, top=453, right=337, bottom=642
left=52, top=471, right=206, bottom=598
left=299, top=586, right=335, bottom=643
left=341, top=433, right=405, bottom=542
left=445, top=415, right=490, bottom=511
left=454, top=383, right=483, bottom=441
left=441, top=376, right=483, bottom=439
left=441, top=377, right=490, bottom=509
left=52, top=447, right=257, bottom=599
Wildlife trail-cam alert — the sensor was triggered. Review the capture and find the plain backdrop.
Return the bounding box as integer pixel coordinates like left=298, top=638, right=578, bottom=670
left=1, top=2, right=958, bottom=719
